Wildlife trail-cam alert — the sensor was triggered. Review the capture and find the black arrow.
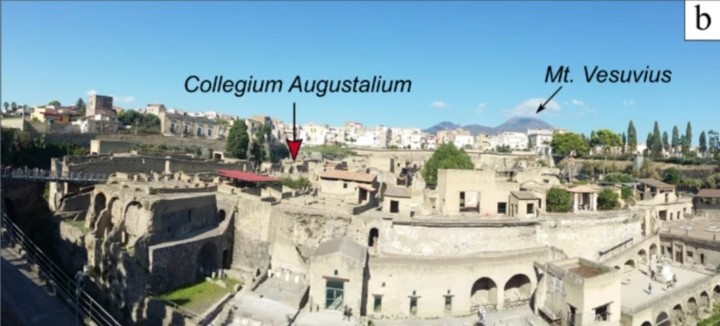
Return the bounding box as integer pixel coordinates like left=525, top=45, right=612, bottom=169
left=536, top=85, right=563, bottom=114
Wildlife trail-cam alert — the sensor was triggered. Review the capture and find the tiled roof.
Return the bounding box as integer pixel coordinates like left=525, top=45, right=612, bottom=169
left=217, top=169, right=281, bottom=183
left=697, top=189, right=720, bottom=198
left=384, top=186, right=411, bottom=198
left=511, top=191, right=540, bottom=200
left=637, top=178, right=675, bottom=189
left=313, top=238, right=366, bottom=261
left=319, top=169, right=376, bottom=183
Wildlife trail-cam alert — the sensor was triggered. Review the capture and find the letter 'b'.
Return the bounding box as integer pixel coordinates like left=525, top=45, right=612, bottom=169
left=696, top=4, right=712, bottom=30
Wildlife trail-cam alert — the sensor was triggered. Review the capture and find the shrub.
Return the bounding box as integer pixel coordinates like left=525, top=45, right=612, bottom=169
left=598, top=189, right=620, bottom=210
left=546, top=188, right=572, bottom=213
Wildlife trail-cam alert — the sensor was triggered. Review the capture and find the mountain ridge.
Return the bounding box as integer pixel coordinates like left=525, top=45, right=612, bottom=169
left=424, top=117, right=553, bottom=135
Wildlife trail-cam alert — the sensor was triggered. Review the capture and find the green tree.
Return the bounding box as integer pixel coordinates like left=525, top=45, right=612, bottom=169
left=590, top=129, right=622, bottom=148
left=250, top=130, right=267, bottom=164
left=604, top=172, right=633, bottom=184
left=627, top=121, right=637, bottom=153
left=621, top=186, right=632, bottom=200
left=597, top=189, right=619, bottom=210
left=546, top=188, right=572, bottom=213
left=709, top=130, right=720, bottom=157
left=76, top=98, right=86, bottom=116
left=421, top=142, right=474, bottom=185
left=621, top=132, right=626, bottom=149
left=699, top=131, right=707, bottom=154
left=10, top=102, right=17, bottom=111
left=495, top=145, right=511, bottom=153
left=651, top=121, right=662, bottom=156
left=226, top=120, right=249, bottom=159
left=550, top=132, right=589, bottom=157
left=282, top=177, right=311, bottom=190
left=662, top=131, right=669, bottom=152
left=671, top=125, right=680, bottom=149
left=684, top=121, right=692, bottom=154
left=646, top=133, right=653, bottom=154
left=663, top=167, right=681, bottom=185
left=269, top=143, right=290, bottom=163
left=48, top=100, right=61, bottom=107
left=2, top=102, right=8, bottom=112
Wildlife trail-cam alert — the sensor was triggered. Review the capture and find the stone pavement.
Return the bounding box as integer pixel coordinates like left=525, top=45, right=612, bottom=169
left=620, top=264, right=709, bottom=310
left=1, top=242, right=76, bottom=326
left=368, top=306, right=545, bottom=326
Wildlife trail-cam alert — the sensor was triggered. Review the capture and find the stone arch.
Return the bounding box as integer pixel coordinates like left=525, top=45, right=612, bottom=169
left=714, top=285, right=720, bottom=300
left=656, top=311, right=670, bottom=326
left=218, top=209, right=226, bottom=222
left=671, top=304, right=683, bottom=324
left=93, top=192, right=107, bottom=218
left=687, top=297, right=697, bottom=315
left=640, top=322, right=651, bottom=326
left=503, top=274, right=532, bottom=305
left=637, top=249, right=647, bottom=265
left=700, top=291, right=710, bottom=308
left=649, top=243, right=658, bottom=258
left=197, top=241, right=219, bottom=281
left=471, top=277, right=498, bottom=307
left=624, top=259, right=635, bottom=271
left=368, top=228, right=379, bottom=247
left=95, top=198, right=118, bottom=238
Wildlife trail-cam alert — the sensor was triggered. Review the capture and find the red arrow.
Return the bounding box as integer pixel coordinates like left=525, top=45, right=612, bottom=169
left=286, top=102, right=302, bottom=161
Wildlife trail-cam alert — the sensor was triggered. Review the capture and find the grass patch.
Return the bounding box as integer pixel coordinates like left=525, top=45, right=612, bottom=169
left=156, top=278, right=242, bottom=313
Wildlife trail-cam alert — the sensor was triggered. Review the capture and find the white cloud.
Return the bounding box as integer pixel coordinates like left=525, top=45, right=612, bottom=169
left=431, top=101, right=447, bottom=109
left=474, top=103, right=486, bottom=115
left=86, top=89, right=97, bottom=96
left=623, top=99, right=636, bottom=107
left=507, top=98, right=561, bottom=117
left=571, top=99, right=584, bottom=107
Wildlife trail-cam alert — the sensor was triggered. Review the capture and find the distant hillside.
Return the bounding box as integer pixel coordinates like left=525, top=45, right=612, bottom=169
left=423, top=121, right=462, bottom=134
left=424, top=117, right=553, bottom=135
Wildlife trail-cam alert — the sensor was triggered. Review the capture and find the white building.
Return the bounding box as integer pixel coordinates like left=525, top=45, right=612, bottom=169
left=300, top=123, right=329, bottom=146
left=497, top=132, right=529, bottom=150
left=454, top=134, right=475, bottom=149
left=527, top=129, right=554, bottom=154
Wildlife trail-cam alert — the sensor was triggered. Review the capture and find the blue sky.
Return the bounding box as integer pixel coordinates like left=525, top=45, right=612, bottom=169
left=2, top=1, right=719, bottom=138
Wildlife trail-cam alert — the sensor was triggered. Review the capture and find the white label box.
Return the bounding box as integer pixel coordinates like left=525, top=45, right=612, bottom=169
left=686, top=0, right=720, bottom=40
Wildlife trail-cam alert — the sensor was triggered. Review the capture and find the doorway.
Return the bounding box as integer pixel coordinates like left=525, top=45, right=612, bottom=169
left=325, top=280, right=345, bottom=310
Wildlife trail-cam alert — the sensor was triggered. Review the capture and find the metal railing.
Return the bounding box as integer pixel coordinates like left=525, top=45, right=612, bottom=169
left=1, top=167, right=108, bottom=183
left=1, top=213, right=121, bottom=326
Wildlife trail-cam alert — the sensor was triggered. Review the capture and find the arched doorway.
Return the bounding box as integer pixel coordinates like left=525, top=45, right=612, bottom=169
left=638, top=249, right=647, bottom=265
left=687, top=297, right=697, bottom=316
left=700, top=291, right=710, bottom=309
left=714, top=285, right=720, bottom=301
left=624, top=259, right=635, bottom=270
left=649, top=243, right=658, bottom=259
left=504, top=274, right=532, bottom=306
left=94, top=193, right=107, bottom=216
left=640, top=322, right=651, bottom=326
left=368, top=228, right=379, bottom=247
left=218, top=210, right=226, bottom=222
left=471, top=277, right=498, bottom=308
left=197, top=242, right=219, bottom=281
left=672, top=304, right=683, bottom=324
left=656, top=311, right=670, bottom=326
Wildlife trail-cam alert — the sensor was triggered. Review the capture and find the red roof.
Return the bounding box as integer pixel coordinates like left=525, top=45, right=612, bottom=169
left=217, top=169, right=281, bottom=183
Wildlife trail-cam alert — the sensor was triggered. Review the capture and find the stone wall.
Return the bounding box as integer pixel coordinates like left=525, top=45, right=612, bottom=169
left=231, top=196, right=273, bottom=273
left=537, top=213, right=643, bottom=261
left=381, top=223, right=538, bottom=256
left=96, top=134, right=226, bottom=151
left=148, top=234, right=226, bottom=294
left=366, top=246, right=564, bottom=319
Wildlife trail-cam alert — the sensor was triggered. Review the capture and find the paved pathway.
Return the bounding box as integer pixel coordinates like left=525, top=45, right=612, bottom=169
left=1, top=243, right=76, bottom=326
left=620, top=263, right=709, bottom=311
